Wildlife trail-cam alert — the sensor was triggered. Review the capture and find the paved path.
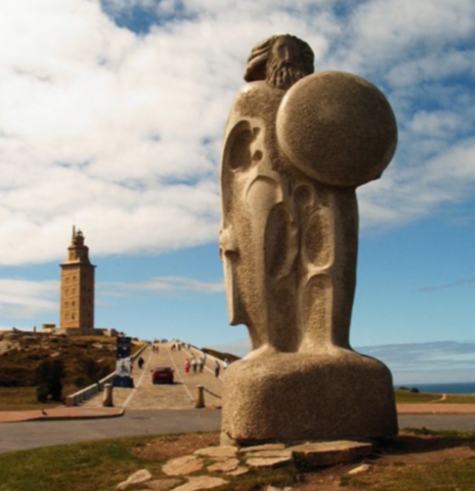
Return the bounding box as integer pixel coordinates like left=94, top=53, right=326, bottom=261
left=399, top=414, right=475, bottom=432
left=0, top=409, right=221, bottom=454
left=82, top=343, right=223, bottom=410
left=0, top=407, right=123, bottom=423
left=1, top=411, right=474, bottom=455
left=397, top=403, right=475, bottom=414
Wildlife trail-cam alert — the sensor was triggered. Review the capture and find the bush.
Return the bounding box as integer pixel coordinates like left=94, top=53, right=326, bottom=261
left=36, top=384, right=49, bottom=403
left=35, top=359, right=65, bottom=402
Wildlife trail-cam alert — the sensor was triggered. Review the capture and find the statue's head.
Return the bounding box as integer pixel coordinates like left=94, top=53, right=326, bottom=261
left=244, top=34, right=314, bottom=90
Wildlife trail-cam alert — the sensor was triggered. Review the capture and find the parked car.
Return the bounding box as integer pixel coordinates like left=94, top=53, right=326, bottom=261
left=152, top=367, right=174, bottom=384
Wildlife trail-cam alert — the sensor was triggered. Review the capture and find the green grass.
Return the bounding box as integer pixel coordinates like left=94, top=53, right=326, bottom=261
left=0, top=387, right=62, bottom=411
left=353, top=458, right=475, bottom=491
left=441, top=394, right=475, bottom=404
left=395, top=389, right=443, bottom=403
left=0, top=434, right=297, bottom=491
left=348, top=429, right=475, bottom=491
left=0, top=436, right=169, bottom=491
left=2, top=430, right=475, bottom=491
left=395, top=389, right=475, bottom=404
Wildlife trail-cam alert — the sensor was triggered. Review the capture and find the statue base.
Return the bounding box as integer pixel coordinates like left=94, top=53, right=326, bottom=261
left=221, top=348, right=398, bottom=445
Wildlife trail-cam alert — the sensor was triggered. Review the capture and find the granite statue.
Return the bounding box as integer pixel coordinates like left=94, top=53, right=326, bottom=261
left=219, top=34, right=399, bottom=444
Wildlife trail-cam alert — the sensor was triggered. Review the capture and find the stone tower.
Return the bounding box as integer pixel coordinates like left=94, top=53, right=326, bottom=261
left=60, top=227, right=96, bottom=329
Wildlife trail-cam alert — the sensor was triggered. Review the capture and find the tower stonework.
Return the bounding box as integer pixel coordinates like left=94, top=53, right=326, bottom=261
left=60, top=227, right=95, bottom=329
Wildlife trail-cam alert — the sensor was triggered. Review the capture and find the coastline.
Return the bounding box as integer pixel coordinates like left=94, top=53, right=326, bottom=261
left=396, top=382, right=475, bottom=395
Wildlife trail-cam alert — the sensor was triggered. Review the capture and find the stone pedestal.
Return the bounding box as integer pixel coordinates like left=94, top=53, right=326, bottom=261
left=195, top=385, right=205, bottom=408
left=102, top=383, right=114, bottom=407
left=222, top=348, right=397, bottom=444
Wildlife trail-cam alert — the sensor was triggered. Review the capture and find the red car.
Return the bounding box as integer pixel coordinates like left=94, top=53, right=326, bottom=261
left=152, top=367, right=174, bottom=384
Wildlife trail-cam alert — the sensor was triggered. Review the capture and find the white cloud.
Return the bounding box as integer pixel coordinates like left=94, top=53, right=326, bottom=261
left=100, top=275, right=224, bottom=296
left=350, top=0, right=475, bottom=64
left=360, top=340, right=475, bottom=384
left=209, top=336, right=251, bottom=358
left=0, top=0, right=474, bottom=265
left=0, top=278, right=58, bottom=318
left=0, top=273, right=222, bottom=324
left=212, top=337, right=475, bottom=383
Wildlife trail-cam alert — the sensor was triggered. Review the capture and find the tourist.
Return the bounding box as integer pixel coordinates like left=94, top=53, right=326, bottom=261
left=223, top=358, right=229, bottom=370
left=199, top=353, right=207, bottom=373
left=191, top=356, right=197, bottom=373
left=138, top=357, right=144, bottom=369
left=214, top=360, right=220, bottom=378
left=185, top=359, right=190, bottom=373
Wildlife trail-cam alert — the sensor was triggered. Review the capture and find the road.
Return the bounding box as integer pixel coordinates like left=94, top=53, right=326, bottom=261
left=1, top=410, right=474, bottom=454
left=0, top=409, right=221, bottom=454
left=82, top=343, right=224, bottom=410
left=0, top=343, right=474, bottom=454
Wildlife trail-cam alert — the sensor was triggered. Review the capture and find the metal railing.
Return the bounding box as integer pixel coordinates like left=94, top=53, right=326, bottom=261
left=65, top=342, right=148, bottom=407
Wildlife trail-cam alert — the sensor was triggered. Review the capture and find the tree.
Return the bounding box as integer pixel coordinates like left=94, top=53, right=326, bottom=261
left=35, top=359, right=65, bottom=402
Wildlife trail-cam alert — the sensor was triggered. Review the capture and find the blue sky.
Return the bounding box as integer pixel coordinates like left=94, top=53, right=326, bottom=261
left=0, top=0, right=474, bottom=385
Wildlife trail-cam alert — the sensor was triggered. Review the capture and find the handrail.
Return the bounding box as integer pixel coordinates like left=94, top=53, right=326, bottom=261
left=65, top=342, right=148, bottom=407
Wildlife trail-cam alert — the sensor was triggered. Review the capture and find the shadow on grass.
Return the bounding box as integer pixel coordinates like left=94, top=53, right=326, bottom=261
left=374, top=428, right=475, bottom=459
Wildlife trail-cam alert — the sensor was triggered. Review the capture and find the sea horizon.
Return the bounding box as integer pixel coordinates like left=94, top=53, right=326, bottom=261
left=395, top=382, right=475, bottom=395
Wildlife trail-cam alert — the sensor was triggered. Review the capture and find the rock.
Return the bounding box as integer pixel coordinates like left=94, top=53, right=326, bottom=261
left=207, top=458, right=239, bottom=473
left=245, top=450, right=292, bottom=459
left=289, top=440, right=373, bottom=468
left=240, top=443, right=286, bottom=453
left=226, top=466, right=249, bottom=476
left=140, top=478, right=181, bottom=490
left=170, top=476, right=228, bottom=491
left=246, top=456, right=293, bottom=469
left=219, top=432, right=237, bottom=447
left=194, top=445, right=237, bottom=459
left=162, top=455, right=204, bottom=476
left=347, top=463, right=372, bottom=476
left=117, top=469, right=152, bottom=489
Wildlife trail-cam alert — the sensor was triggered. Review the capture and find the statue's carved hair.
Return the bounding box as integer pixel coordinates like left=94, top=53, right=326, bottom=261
left=244, top=34, right=314, bottom=82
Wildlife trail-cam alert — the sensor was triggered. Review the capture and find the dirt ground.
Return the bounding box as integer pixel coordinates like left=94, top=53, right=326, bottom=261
left=130, top=431, right=475, bottom=490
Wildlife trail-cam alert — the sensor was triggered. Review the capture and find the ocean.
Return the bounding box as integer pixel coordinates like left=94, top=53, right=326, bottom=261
left=396, top=382, right=475, bottom=395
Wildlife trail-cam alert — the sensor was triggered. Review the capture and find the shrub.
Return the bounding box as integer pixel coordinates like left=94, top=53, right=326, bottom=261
left=36, top=384, right=49, bottom=403
left=35, top=359, right=65, bottom=402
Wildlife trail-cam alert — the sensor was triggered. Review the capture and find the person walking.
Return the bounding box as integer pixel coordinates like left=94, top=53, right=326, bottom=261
left=191, top=356, right=197, bottom=373
left=138, top=357, right=144, bottom=369
left=214, top=360, right=220, bottom=378
left=223, top=358, right=229, bottom=370
left=185, top=359, right=190, bottom=374
left=199, top=353, right=207, bottom=373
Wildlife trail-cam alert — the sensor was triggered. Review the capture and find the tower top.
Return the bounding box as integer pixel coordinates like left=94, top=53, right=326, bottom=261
left=64, top=226, right=93, bottom=265
left=71, top=226, right=85, bottom=247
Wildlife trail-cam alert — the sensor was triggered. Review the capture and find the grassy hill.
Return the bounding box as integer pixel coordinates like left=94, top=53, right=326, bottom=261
left=201, top=347, right=240, bottom=363
left=0, top=330, right=142, bottom=410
